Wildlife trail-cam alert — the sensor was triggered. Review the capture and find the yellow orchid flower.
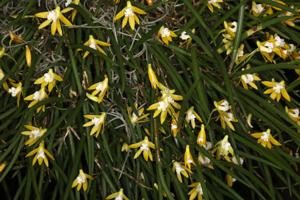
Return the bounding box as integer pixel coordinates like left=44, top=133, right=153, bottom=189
left=127, top=103, right=149, bottom=125
left=257, top=39, right=276, bottom=63
left=25, top=45, right=32, bottom=67
left=198, top=153, right=213, bottom=169
left=285, top=107, right=300, bottom=124
left=25, top=142, right=54, bottom=167
left=148, top=87, right=183, bottom=124
left=188, top=182, right=203, bottom=200
left=72, top=169, right=93, bottom=192
left=197, top=124, right=206, bottom=147
left=185, top=106, right=202, bottom=129
left=240, top=71, right=261, bottom=90
left=24, top=87, right=48, bottom=113
left=226, top=174, right=236, bottom=187
left=214, top=100, right=238, bottom=131
left=212, top=135, right=235, bottom=162
left=172, top=161, right=191, bottom=183
left=86, top=75, right=109, bottom=103
left=7, top=81, right=22, bottom=107
left=21, top=125, right=47, bottom=146
left=64, top=0, right=80, bottom=21
left=82, top=35, right=110, bottom=59
left=0, top=68, right=4, bottom=81
left=223, top=21, right=237, bottom=40
left=251, top=129, right=281, bottom=149
left=114, top=1, right=146, bottom=30
left=106, top=188, right=129, bottom=200
left=83, top=113, right=106, bottom=138
left=157, top=26, right=177, bottom=45
left=34, top=69, right=63, bottom=92
left=148, top=64, right=162, bottom=89
left=128, top=136, right=155, bottom=161
left=207, top=0, right=223, bottom=12
left=262, top=79, right=290, bottom=102
left=9, top=32, right=24, bottom=44
left=35, top=6, right=72, bottom=36
left=0, top=162, right=7, bottom=173
left=171, top=112, right=180, bottom=137
left=184, top=145, right=195, bottom=170
left=251, top=2, right=265, bottom=17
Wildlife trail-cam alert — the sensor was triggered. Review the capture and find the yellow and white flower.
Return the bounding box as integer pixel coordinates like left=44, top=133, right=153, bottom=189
left=172, top=161, right=191, bottom=183
left=285, top=107, right=300, bottom=124
left=197, top=124, right=206, bottom=147
left=83, top=113, right=106, bottom=137
left=21, top=125, right=47, bottom=146
left=212, top=135, right=235, bottom=162
left=34, top=69, right=63, bottom=92
left=106, top=188, right=129, bottom=200
left=24, top=87, right=48, bottom=112
left=114, top=1, right=146, bottom=30
left=184, top=145, right=195, bottom=170
left=82, top=35, right=110, bottom=58
left=128, top=136, right=155, bottom=161
left=207, top=0, right=223, bottom=12
left=7, top=81, right=22, bottom=107
left=157, top=26, right=177, bottom=45
left=240, top=71, right=261, bottom=90
left=185, top=106, right=202, bottom=129
left=127, top=104, right=149, bottom=125
left=86, top=75, right=109, bottom=103
left=262, top=79, right=290, bottom=102
left=188, top=182, right=203, bottom=200
left=148, top=87, right=183, bottom=124
left=26, top=142, right=54, bottom=167
left=72, top=169, right=93, bottom=192
left=35, top=6, right=72, bottom=36
left=251, top=129, right=281, bottom=149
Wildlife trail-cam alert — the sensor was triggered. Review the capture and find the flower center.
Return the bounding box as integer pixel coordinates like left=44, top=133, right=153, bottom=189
left=261, top=131, right=270, bottom=142
left=180, top=31, right=190, bottom=40
left=221, top=141, right=231, bottom=152
left=218, top=100, right=230, bottom=111
left=47, top=10, right=59, bottom=22
left=290, top=108, right=299, bottom=118
left=30, top=130, right=42, bottom=138
left=92, top=117, right=101, bottom=127
left=124, top=7, right=134, bottom=17
left=33, top=91, right=42, bottom=101
left=229, top=22, right=237, bottom=33
left=262, top=42, right=274, bottom=53
left=273, top=83, right=284, bottom=94
left=171, top=124, right=177, bottom=130
left=44, top=72, right=54, bottom=83
left=131, top=113, right=138, bottom=124
left=196, top=184, right=203, bottom=194
left=186, top=111, right=196, bottom=121
left=76, top=175, right=86, bottom=184
left=241, top=74, right=254, bottom=84
left=275, top=35, right=285, bottom=47
left=161, top=28, right=171, bottom=38
left=255, top=4, right=264, bottom=13
left=158, top=101, right=168, bottom=111
left=96, top=82, right=104, bottom=91
left=8, top=87, right=20, bottom=97
left=65, top=0, right=72, bottom=7
left=36, top=150, right=46, bottom=159
left=140, top=143, right=149, bottom=151
left=89, top=40, right=97, bottom=50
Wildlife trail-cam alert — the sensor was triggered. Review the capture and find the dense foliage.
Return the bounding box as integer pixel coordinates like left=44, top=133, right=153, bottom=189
left=0, top=0, right=300, bottom=199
